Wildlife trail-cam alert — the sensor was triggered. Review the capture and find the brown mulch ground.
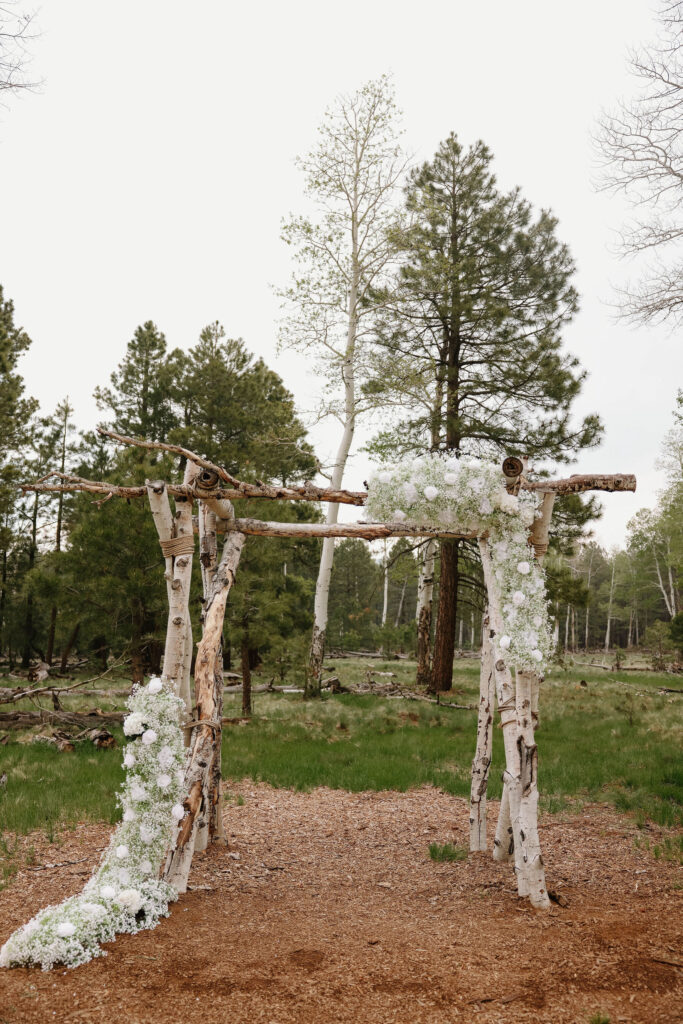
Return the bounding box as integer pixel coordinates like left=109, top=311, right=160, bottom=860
left=0, top=784, right=681, bottom=1024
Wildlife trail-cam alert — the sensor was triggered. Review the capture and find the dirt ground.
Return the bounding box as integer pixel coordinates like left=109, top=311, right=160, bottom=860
left=0, top=785, right=681, bottom=1024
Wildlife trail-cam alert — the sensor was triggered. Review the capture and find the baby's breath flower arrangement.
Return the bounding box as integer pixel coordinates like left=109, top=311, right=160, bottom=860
left=366, top=455, right=553, bottom=670
left=0, top=679, right=186, bottom=970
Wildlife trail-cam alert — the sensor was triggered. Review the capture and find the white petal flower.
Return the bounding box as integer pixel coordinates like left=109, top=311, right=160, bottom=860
left=140, top=859, right=153, bottom=875
left=171, top=803, right=185, bottom=821
left=533, top=615, right=543, bottom=627
left=479, top=498, right=493, bottom=515
left=444, top=472, right=458, bottom=485
left=403, top=482, right=418, bottom=504
left=141, top=729, right=158, bottom=746
left=156, top=773, right=172, bottom=790
left=392, top=509, right=407, bottom=522
left=139, top=824, right=156, bottom=844
left=512, top=591, right=526, bottom=606
left=101, top=886, right=116, bottom=899
left=378, top=470, right=392, bottom=484
left=81, top=902, right=104, bottom=917
left=118, top=889, right=143, bottom=914
left=123, top=712, right=145, bottom=737
left=499, top=635, right=511, bottom=650
left=56, top=922, right=76, bottom=938
left=157, top=745, right=174, bottom=769
left=130, top=783, right=147, bottom=802
left=118, top=868, right=130, bottom=884
left=445, top=457, right=458, bottom=471
left=123, top=751, right=135, bottom=769
left=147, top=678, right=163, bottom=695
left=532, top=649, right=543, bottom=662
left=115, top=845, right=129, bottom=860
left=122, top=808, right=136, bottom=823
left=423, top=485, right=439, bottom=501
left=517, top=561, right=531, bottom=575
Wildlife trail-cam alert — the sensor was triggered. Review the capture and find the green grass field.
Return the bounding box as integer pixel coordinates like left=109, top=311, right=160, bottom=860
left=0, top=657, right=681, bottom=863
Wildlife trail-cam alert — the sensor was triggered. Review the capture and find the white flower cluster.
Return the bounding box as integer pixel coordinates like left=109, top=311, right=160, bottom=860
left=367, top=454, right=553, bottom=670
left=0, top=678, right=187, bottom=970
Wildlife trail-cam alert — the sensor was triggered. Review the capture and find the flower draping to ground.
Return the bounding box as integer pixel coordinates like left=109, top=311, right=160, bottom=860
left=0, top=680, right=186, bottom=969
left=366, top=455, right=553, bottom=670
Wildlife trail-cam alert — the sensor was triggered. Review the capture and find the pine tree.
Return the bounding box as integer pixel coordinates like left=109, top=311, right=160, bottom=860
left=367, top=135, right=602, bottom=690
left=94, top=321, right=176, bottom=441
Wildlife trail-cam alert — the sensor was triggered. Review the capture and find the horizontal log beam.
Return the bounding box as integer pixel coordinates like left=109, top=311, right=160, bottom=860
left=222, top=518, right=479, bottom=540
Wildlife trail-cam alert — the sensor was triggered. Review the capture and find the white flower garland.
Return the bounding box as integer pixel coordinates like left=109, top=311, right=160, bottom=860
left=366, top=454, right=553, bottom=670
left=0, top=679, right=186, bottom=970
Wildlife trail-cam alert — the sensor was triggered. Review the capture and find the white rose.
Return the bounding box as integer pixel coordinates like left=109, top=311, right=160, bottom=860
left=171, top=803, right=185, bottom=821
left=512, top=591, right=526, bottom=606
left=140, top=824, right=156, bottom=844
left=500, top=493, right=519, bottom=513
left=123, top=808, right=136, bottom=823
left=56, top=922, right=76, bottom=938
left=81, top=902, right=104, bottom=917
left=403, top=482, right=418, bottom=504
left=141, top=729, right=158, bottom=746
left=444, top=472, right=458, bottom=485
left=157, top=745, right=175, bottom=769
left=130, top=783, right=147, bottom=802
left=123, top=751, right=135, bottom=769
left=499, top=635, right=511, bottom=650
left=100, top=886, right=116, bottom=899
left=445, top=457, right=458, bottom=471
left=378, top=470, right=392, bottom=484
left=140, top=859, right=153, bottom=875
left=156, top=773, right=172, bottom=790
left=424, top=485, right=439, bottom=501
left=517, top=561, right=531, bottom=575
left=532, top=649, right=543, bottom=663
left=123, top=713, right=145, bottom=737
left=148, top=678, right=163, bottom=695
left=533, top=615, right=543, bottom=627
left=115, top=845, right=129, bottom=860
left=118, top=868, right=130, bottom=884
left=479, top=497, right=493, bottom=515
left=393, top=509, right=407, bottom=522
left=118, top=889, right=143, bottom=914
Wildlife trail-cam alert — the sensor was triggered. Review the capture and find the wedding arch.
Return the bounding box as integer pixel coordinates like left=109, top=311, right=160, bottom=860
left=0, top=429, right=635, bottom=968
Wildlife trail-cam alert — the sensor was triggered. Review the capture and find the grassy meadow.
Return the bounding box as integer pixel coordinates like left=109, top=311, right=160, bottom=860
left=0, top=654, right=681, bottom=885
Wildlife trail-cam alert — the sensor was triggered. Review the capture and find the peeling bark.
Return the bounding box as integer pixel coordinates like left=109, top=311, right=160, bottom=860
left=163, top=531, right=245, bottom=893
left=469, top=614, right=495, bottom=852
left=416, top=540, right=436, bottom=689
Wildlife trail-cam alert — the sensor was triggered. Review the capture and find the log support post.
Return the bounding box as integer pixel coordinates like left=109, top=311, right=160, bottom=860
left=469, top=611, right=495, bottom=851
left=163, top=530, right=246, bottom=892
left=478, top=537, right=549, bottom=909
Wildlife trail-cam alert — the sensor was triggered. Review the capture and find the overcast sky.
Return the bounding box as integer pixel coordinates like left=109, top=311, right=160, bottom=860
left=2, top=0, right=681, bottom=546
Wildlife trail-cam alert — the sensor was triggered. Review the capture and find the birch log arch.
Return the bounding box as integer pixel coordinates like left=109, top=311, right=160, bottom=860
left=1, top=429, right=636, bottom=968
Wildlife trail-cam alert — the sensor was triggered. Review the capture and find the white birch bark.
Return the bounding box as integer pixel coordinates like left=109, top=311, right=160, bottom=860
left=416, top=539, right=435, bottom=687
left=478, top=538, right=549, bottom=909
left=163, top=530, right=245, bottom=892
left=469, top=614, right=495, bottom=851
left=381, top=541, right=389, bottom=626
left=145, top=480, right=194, bottom=698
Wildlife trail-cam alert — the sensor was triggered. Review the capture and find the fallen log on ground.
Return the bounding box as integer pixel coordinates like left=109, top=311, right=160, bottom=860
left=0, top=709, right=125, bottom=731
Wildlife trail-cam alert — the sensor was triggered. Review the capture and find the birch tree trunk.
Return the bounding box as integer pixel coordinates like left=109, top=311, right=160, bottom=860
left=145, top=480, right=194, bottom=699
left=478, top=538, right=549, bottom=909
left=163, top=531, right=245, bottom=893
left=381, top=540, right=389, bottom=626
left=307, top=355, right=356, bottom=695
left=469, top=613, right=495, bottom=851
left=416, top=539, right=435, bottom=688
left=194, top=501, right=221, bottom=853
left=394, top=577, right=407, bottom=627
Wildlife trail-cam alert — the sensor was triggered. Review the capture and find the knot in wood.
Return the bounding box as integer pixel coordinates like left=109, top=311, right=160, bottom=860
left=172, top=615, right=184, bottom=625
left=495, top=659, right=506, bottom=672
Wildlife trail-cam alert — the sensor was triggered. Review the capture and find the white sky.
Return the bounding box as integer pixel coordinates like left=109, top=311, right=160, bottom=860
left=1, top=0, right=681, bottom=547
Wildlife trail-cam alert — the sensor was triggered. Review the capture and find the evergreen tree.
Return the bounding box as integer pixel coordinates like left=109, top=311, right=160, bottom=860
left=0, top=286, right=37, bottom=659
left=366, top=135, right=602, bottom=690
left=94, top=321, right=176, bottom=441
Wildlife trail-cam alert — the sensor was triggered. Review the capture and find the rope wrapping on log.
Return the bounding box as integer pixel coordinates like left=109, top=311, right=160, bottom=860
left=159, top=535, right=196, bottom=557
